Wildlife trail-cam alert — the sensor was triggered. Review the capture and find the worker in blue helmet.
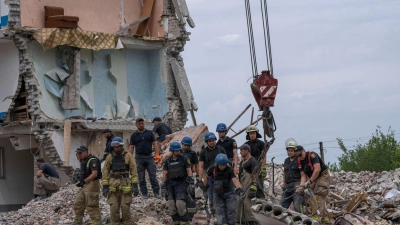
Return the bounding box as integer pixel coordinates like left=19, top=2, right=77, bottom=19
left=216, top=123, right=239, bottom=175
left=161, top=141, right=194, bottom=225
left=197, top=132, right=227, bottom=222
left=180, top=136, right=199, bottom=175
left=203, top=153, right=245, bottom=225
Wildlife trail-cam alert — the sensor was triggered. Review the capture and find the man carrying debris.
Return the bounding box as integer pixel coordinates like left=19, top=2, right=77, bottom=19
left=101, top=128, right=116, bottom=163
left=244, top=125, right=267, bottom=194
left=152, top=117, right=172, bottom=148
left=295, top=145, right=331, bottom=224
left=197, top=132, right=227, bottom=220
left=216, top=123, right=239, bottom=174
left=203, top=153, right=245, bottom=225
left=129, top=117, right=161, bottom=199
left=180, top=136, right=199, bottom=175
left=103, top=137, right=139, bottom=225
left=33, top=158, right=60, bottom=200
left=161, top=141, right=194, bottom=225
left=74, top=146, right=102, bottom=225
left=236, top=144, right=259, bottom=225
left=280, top=138, right=304, bottom=213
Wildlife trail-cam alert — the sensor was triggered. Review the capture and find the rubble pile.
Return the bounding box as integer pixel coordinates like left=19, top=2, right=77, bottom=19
left=329, top=169, right=400, bottom=223
left=262, top=162, right=400, bottom=224
left=0, top=184, right=171, bottom=225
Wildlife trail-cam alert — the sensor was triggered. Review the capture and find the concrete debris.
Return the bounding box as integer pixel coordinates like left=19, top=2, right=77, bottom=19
left=160, top=124, right=208, bottom=156
left=263, top=163, right=400, bottom=223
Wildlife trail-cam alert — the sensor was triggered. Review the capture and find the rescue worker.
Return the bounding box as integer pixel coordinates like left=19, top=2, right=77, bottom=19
left=101, top=128, right=116, bottom=163
left=129, top=117, right=161, bottom=199
left=295, top=145, right=331, bottom=224
left=74, top=146, right=102, bottom=225
left=197, top=132, right=227, bottom=219
left=161, top=142, right=195, bottom=225
left=215, top=123, right=238, bottom=174
left=236, top=144, right=259, bottom=225
left=103, top=137, right=139, bottom=225
left=152, top=117, right=173, bottom=149
left=244, top=125, right=267, bottom=195
left=203, top=154, right=245, bottom=225
left=280, top=138, right=304, bottom=213
left=180, top=136, right=199, bottom=175
left=33, top=158, right=60, bottom=200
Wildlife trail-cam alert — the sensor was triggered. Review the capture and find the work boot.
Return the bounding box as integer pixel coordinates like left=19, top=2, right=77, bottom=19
left=155, top=193, right=161, bottom=199
left=34, top=195, right=48, bottom=201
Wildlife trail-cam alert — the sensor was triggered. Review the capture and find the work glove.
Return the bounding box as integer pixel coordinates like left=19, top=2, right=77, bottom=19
left=304, top=180, right=312, bottom=188
left=155, top=154, right=162, bottom=163
left=131, top=183, right=139, bottom=196
left=102, top=185, right=109, bottom=198
left=235, top=188, right=246, bottom=201
left=186, top=176, right=194, bottom=185
left=76, top=181, right=85, bottom=188
left=203, top=185, right=209, bottom=199
left=260, top=164, right=267, bottom=178
left=234, top=168, right=239, bottom=176
left=248, top=182, right=257, bottom=198
left=296, top=185, right=304, bottom=194
left=196, top=180, right=204, bottom=189
left=161, top=182, right=167, bottom=198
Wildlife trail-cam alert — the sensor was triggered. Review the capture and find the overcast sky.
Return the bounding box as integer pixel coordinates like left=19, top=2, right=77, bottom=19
left=181, top=0, right=400, bottom=165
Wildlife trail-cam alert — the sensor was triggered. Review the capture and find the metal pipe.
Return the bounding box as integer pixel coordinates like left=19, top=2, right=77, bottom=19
left=227, top=103, right=251, bottom=133
left=271, top=157, right=275, bottom=195
left=231, top=117, right=263, bottom=139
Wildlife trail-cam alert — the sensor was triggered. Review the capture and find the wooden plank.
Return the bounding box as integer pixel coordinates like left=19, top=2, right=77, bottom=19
left=12, top=105, right=27, bottom=111
left=61, top=49, right=80, bottom=109
left=64, top=120, right=72, bottom=166
left=136, top=0, right=155, bottom=36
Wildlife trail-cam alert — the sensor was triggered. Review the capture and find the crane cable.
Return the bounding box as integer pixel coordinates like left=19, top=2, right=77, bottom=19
left=244, top=0, right=258, bottom=79
left=244, top=0, right=274, bottom=78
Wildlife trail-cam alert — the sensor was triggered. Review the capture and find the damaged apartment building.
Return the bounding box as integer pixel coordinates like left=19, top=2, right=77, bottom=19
left=0, top=0, right=197, bottom=211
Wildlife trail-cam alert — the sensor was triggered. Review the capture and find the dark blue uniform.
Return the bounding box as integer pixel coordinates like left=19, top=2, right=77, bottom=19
left=207, top=165, right=237, bottom=225
left=130, top=129, right=160, bottom=196
left=163, top=155, right=193, bottom=223
left=216, top=137, right=237, bottom=164
left=280, top=157, right=303, bottom=212
left=199, top=146, right=227, bottom=213
left=153, top=123, right=172, bottom=142
left=102, top=134, right=116, bottom=162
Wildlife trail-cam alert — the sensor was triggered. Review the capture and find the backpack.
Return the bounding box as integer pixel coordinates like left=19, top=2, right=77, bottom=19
left=297, top=151, right=314, bottom=171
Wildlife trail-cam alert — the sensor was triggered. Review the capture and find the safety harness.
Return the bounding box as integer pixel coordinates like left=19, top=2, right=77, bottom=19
left=83, top=156, right=102, bottom=180
left=297, top=151, right=314, bottom=171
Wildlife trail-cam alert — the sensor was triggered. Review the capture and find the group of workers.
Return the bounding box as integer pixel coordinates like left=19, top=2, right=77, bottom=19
left=32, top=116, right=331, bottom=225
left=280, top=138, right=331, bottom=223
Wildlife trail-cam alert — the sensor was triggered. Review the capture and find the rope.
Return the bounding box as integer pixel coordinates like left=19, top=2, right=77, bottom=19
left=259, top=0, right=270, bottom=71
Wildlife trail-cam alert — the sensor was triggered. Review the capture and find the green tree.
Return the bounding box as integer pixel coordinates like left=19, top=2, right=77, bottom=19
left=335, top=126, right=399, bottom=172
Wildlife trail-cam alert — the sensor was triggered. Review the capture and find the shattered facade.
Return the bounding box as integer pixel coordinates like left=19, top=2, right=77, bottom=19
left=0, top=0, right=197, bottom=211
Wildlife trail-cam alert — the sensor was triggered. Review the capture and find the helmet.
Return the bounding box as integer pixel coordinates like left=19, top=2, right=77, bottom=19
left=169, top=141, right=182, bottom=151
left=215, top=154, right=228, bottom=165
left=204, top=132, right=217, bottom=142
left=285, top=138, right=297, bottom=150
left=216, top=123, right=228, bottom=132
left=246, top=125, right=259, bottom=133
left=245, top=125, right=262, bottom=140
left=111, top=137, right=124, bottom=146
left=181, top=136, right=193, bottom=146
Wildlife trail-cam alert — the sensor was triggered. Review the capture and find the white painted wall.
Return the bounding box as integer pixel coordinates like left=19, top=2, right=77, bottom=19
left=0, top=41, right=19, bottom=113
left=0, top=138, right=34, bottom=211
